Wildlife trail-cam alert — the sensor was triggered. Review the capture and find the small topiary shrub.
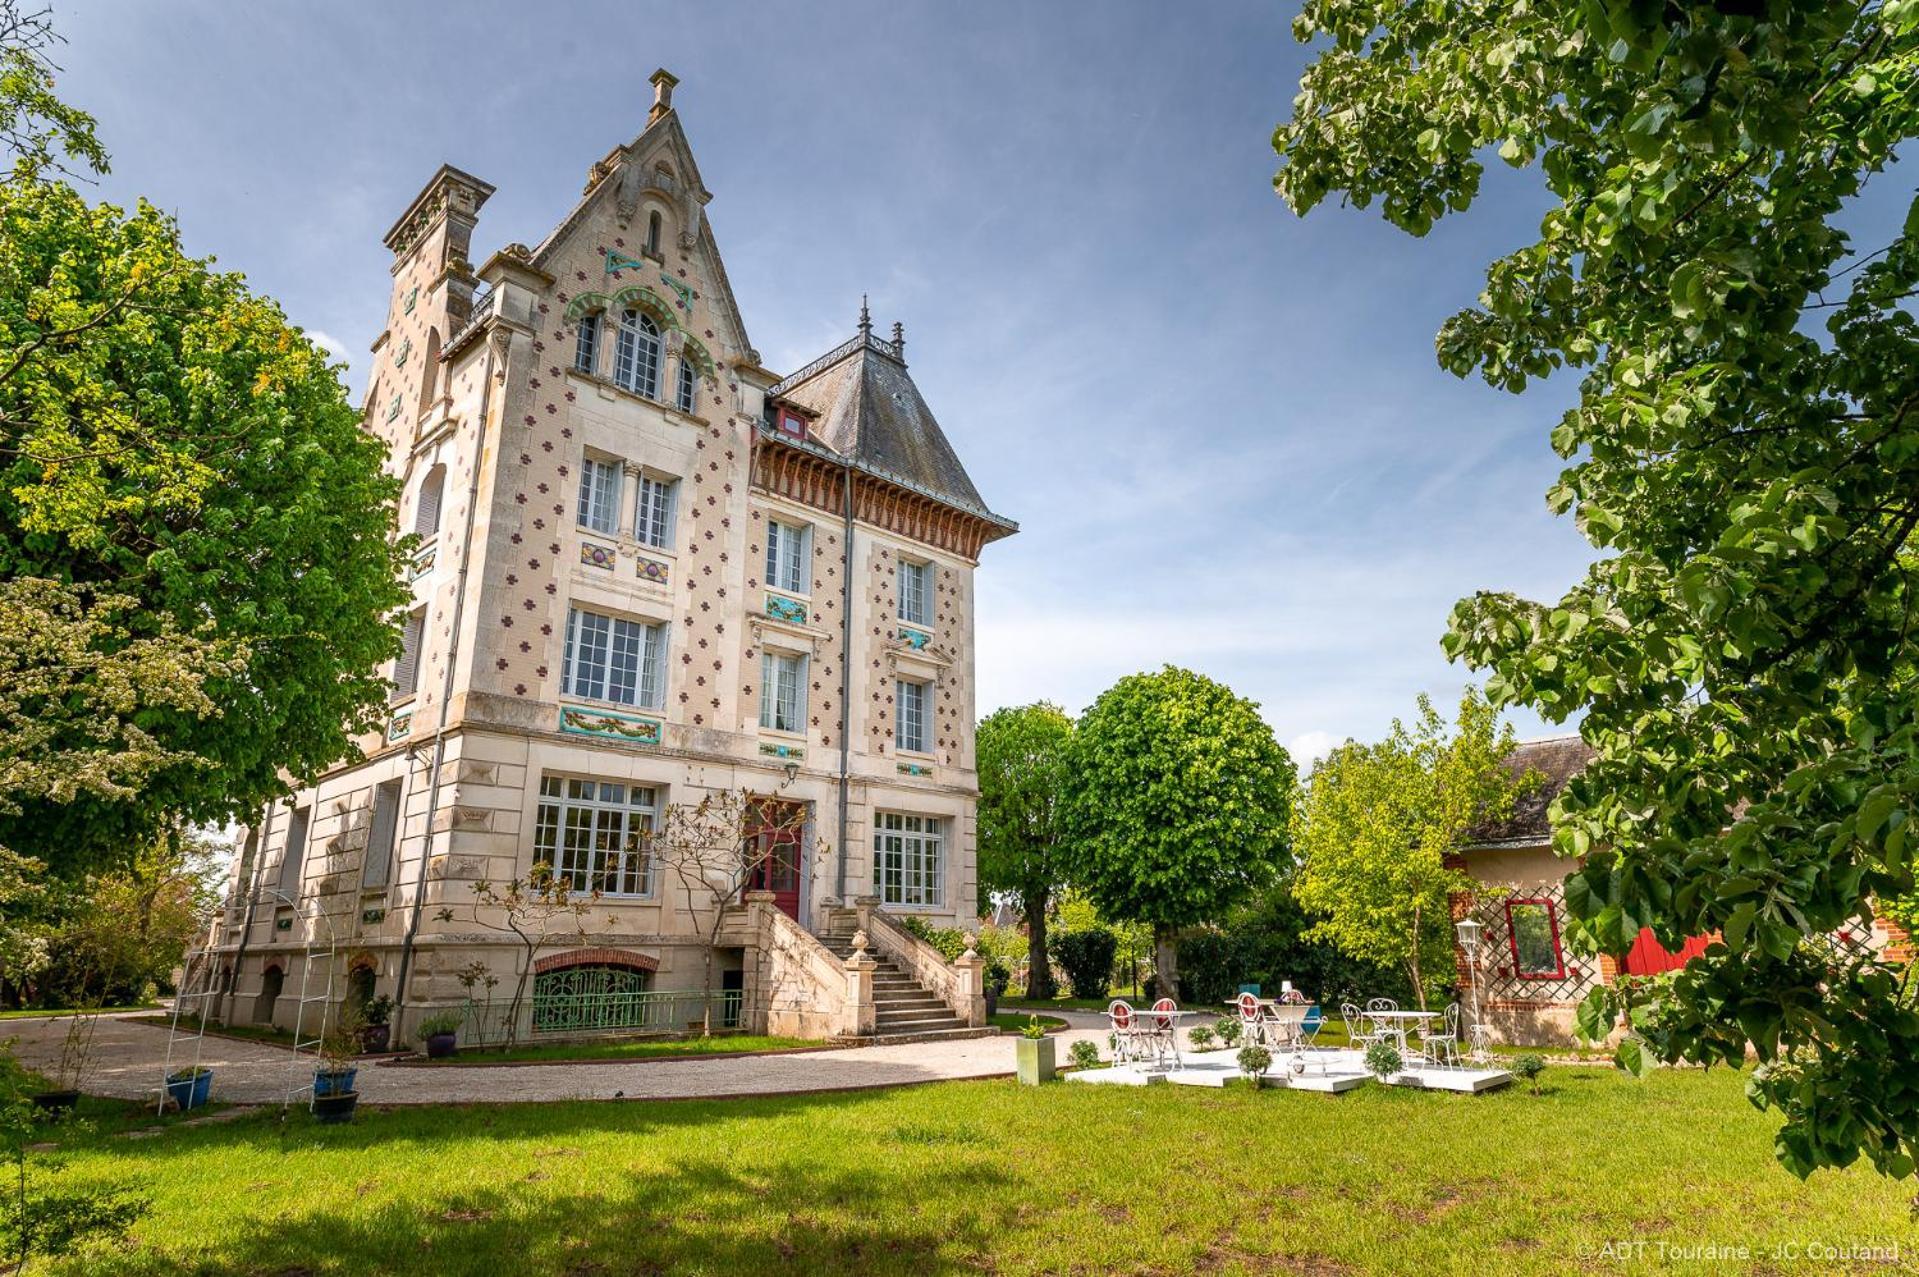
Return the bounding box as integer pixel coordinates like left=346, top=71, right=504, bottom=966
left=1188, top=1024, right=1216, bottom=1050
left=1216, top=1017, right=1242, bottom=1047
left=1051, top=928, right=1118, bottom=1000
left=1363, top=1039, right=1403, bottom=1081
left=1236, top=1044, right=1272, bottom=1082
left=1513, top=1053, right=1547, bottom=1095
left=1069, top=1040, right=1101, bottom=1070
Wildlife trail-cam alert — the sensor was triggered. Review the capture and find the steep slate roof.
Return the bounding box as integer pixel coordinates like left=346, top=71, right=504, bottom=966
left=1462, top=735, right=1595, bottom=848
left=770, top=326, right=1005, bottom=523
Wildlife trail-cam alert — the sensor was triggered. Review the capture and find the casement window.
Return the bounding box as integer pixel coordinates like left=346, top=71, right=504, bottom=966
left=874, top=812, right=943, bottom=908
left=614, top=308, right=662, bottom=399
left=764, top=519, right=810, bottom=595
left=897, top=679, right=929, bottom=753
left=577, top=457, right=623, bottom=535
left=392, top=607, right=426, bottom=702
left=574, top=312, right=600, bottom=374
left=759, top=650, right=807, bottom=733
left=676, top=358, right=696, bottom=413
left=634, top=474, right=677, bottom=550
left=646, top=210, right=664, bottom=256
left=533, top=775, right=657, bottom=897
left=278, top=806, right=310, bottom=893
left=1505, top=898, right=1567, bottom=980
left=898, top=560, right=931, bottom=625
left=361, top=780, right=402, bottom=889
left=563, top=607, right=666, bottom=708
left=414, top=464, right=445, bottom=538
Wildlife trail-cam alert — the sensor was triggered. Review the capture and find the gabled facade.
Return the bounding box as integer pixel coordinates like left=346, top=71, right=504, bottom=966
left=206, top=72, right=1016, bottom=1046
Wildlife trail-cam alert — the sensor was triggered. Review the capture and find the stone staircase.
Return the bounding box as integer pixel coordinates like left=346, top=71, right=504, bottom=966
left=816, top=928, right=994, bottom=1043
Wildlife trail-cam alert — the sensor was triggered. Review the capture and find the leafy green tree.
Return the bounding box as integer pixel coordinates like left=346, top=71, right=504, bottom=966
left=976, top=702, right=1076, bottom=999
left=1059, top=667, right=1295, bottom=991
left=0, top=12, right=409, bottom=874
left=1276, top=1, right=1919, bottom=1175
left=1291, top=690, right=1527, bottom=1009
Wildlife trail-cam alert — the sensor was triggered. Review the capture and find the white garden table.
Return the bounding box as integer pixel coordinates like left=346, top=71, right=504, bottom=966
left=1364, top=1009, right=1439, bottom=1054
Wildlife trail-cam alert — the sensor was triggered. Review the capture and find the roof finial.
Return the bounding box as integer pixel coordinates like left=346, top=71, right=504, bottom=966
left=648, top=69, right=679, bottom=126
left=858, top=294, right=872, bottom=337
left=890, top=320, right=904, bottom=356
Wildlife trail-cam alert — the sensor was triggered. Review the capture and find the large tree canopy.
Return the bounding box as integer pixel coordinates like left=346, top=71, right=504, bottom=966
left=1292, top=690, right=1527, bottom=1009
left=1277, top=2, right=1919, bottom=1177
left=0, top=26, right=408, bottom=873
left=977, top=702, right=1077, bottom=1000
left=1060, top=667, right=1295, bottom=989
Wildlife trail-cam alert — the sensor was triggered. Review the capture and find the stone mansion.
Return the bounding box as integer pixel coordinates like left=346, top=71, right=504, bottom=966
left=206, top=72, right=1016, bottom=1047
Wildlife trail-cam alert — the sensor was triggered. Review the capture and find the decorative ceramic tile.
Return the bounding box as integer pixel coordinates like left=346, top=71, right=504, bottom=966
left=559, top=705, right=663, bottom=745
left=361, top=908, right=387, bottom=925
left=897, top=762, right=934, bottom=777
left=899, top=626, right=931, bottom=650
left=766, top=594, right=808, bottom=624
left=758, top=741, right=805, bottom=759
left=411, top=546, right=437, bottom=579
left=637, top=556, right=670, bottom=585
left=580, top=542, right=616, bottom=570
left=386, top=711, right=413, bottom=742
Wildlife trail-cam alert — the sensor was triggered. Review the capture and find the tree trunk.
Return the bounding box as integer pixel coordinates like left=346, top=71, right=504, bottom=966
left=1024, top=887, right=1053, bottom=1000
left=1153, top=923, right=1178, bottom=1000
left=1408, top=905, right=1429, bottom=1011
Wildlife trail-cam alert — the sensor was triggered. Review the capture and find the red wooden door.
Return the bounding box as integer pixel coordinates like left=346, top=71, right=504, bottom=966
left=745, top=801, right=804, bottom=919
left=1621, top=928, right=1714, bottom=976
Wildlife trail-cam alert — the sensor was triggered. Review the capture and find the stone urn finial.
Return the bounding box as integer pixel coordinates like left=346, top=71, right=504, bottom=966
left=962, top=932, right=979, bottom=960
left=851, top=928, right=870, bottom=956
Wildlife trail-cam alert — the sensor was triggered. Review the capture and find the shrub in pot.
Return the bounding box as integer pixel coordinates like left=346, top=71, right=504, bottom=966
left=419, top=1012, right=463, bottom=1059
left=1014, top=1016, right=1055, bottom=1085
left=314, top=1019, right=360, bottom=1097
left=311, top=1089, right=358, bottom=1125
left=1236, top=1044, right=1272, bottom=1087
left=1364, top=1039, right=1404, bottom=1083
left=359, top=994, right=394, bottom=1053
left=165, top=1065, right=213, bottom=1111
left=1188, top=1024, right=1216, bottom=1051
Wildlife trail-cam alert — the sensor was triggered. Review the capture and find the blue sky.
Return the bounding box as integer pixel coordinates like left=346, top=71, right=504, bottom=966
left=53, top=1, right=1599, bottom=763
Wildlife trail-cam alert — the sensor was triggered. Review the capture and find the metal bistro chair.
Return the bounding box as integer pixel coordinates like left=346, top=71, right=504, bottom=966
left=1297, top=1002, right=1325, bottom=1049
left=1235, top=991, right=1266, bottom=1047
left=1151, top=996, right=1182, bottom=1069
left=1341, top=1001, right=1383, bottom=1052
left=1108, top=1000, right=1139, bottom=1066
left=1421, top=1002, right=1462, bottom=1070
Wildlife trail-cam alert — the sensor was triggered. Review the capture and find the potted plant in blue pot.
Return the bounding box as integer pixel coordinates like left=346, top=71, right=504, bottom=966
left=165, top=1065, right=213, bottom=1111
left=419, top=1012, right=462, bottom=1059
left=313, top=1015, right=361, bottom=1099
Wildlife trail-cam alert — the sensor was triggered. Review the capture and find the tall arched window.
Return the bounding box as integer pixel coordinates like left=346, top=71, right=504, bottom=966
left=614, top=309, right=661, bottom=399
left=676, top=358, right=696, bottom=413
left=646, top=210, right=663, bottom=256
left=414, top=463, right=446, bottom=538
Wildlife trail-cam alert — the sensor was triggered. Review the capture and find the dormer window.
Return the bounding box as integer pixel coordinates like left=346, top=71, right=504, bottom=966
left=646, top=210, right=663, bottom=257
left=614, top=309, right=661, bottom=400
left=771, top=406, right=808, bottom=440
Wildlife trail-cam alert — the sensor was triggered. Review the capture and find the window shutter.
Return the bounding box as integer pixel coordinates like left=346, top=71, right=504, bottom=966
left=279, top=807, right=310, bottom=893
left=561, top=608, right=578, bottom=695
left=765, top=523, right=781, bottom=587
left=361, top=781, right=401, bottom=888
left=414, top=466, right=444, bottom=538
left=759, top=651, right=774, bottom=728
left=641, top=624, right=664, bottom=707
left=660, top=480, right=677, bottom=548
left=394, top=609, right=424, bottom=699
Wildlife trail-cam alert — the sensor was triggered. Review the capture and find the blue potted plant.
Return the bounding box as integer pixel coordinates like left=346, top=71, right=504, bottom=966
left=165, top=1065, right=213, bottom=1111
left=419, top=1012, right=463, bottom=1059
left=313, top=1017, right=360, bottom=1098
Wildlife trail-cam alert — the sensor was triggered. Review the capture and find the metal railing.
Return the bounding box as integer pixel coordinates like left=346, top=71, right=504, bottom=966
left=454, top=987, right=743, bottom=1042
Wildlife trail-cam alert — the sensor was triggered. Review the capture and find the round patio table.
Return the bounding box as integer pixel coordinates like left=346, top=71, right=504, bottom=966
left=1363, top=1009, right=1438, bottom=1054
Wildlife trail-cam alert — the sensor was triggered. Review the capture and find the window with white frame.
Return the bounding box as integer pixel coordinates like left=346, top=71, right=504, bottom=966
left=634, top=474, right=677, bottom=550
left=574, top=312, right=600, bottom=374
left=897, top=679, right=929, bottom=753
left=614, top=309, right=662, bottom=399
left=533, top=775, right=657, bottom=896
left=562, top=606, right=666, bottom=707
left=898, top=559, right=930, bottom=625
left=577, top=457, right=622, bottom=535
left=764, top=518, right=809, bottom=595
left=759, top=649, right=807, bottom=733
left=676, top=358, right=696, bottom=413
left=874, top=812, right=943, bottom=908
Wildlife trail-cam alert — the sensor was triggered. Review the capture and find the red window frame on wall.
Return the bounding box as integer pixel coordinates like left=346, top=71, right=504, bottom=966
left=773, top=406, right=808, bottom=440
left=1504, top=896, right=1567, bottom=981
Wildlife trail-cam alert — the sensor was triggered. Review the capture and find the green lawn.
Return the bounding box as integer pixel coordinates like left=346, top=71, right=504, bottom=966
left=988, top=1012, right=1068, bottom=1032
left=129, top=1016, right=297, bottom=1048
left=406, top=1034, right=817, bottom=1065
left=0, top=1004, right=158, bottom=1020
left=1000, top=995, right=1128, bottom=1012
left=23, top=1066, right=1916, bottom=1274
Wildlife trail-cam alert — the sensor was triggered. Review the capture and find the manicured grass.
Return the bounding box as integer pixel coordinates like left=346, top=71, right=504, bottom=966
left=988, top=1012, right=1068, bottom=1032
left=1000, top=994, right=1134, bottom=1012
left=406, top=1034, right=817, bottom=1065
left=0, top=1004, right=159, bottom=1020
left=30, top=1066, right=1916, bottom=1274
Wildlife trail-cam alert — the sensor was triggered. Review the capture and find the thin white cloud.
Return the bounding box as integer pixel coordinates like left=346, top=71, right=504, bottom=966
left=307, top=328, right=351, bottom=368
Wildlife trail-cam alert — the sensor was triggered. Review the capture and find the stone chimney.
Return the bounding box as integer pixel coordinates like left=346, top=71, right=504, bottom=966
left=648, top=69, right=679, bottom=126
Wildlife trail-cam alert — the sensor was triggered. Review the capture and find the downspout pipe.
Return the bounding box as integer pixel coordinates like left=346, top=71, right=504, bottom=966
left=392, top=332, right=497, bottom=1039
left=835, top=457, right=854, bottom=903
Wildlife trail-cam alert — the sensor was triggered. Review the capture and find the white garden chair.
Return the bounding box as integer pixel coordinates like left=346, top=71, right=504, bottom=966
left=1421, top=1002, right=1462, bottom=1070
left=1151, top=996, right=1182, bottom=1069
left=1107, top=1000, right=1139, bottom=1066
